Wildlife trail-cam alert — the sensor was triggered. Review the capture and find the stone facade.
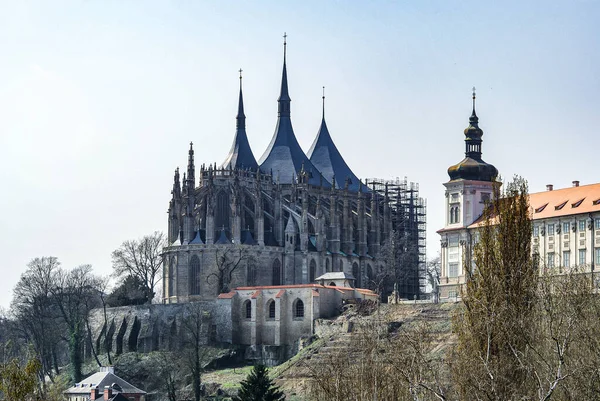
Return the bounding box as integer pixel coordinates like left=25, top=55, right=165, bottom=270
left=90, top=285, right=376, bottom=365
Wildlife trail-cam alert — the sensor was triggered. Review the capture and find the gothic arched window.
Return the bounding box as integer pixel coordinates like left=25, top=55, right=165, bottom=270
left=326, top=259, right=331, bottom=272
left=244, top=300, right=252, bottom=319
left=168, top=258, right=175, bottom=297
left=338, top=259, right=344, bottom=273
left=189, top=255, right=201, bottom=295
left=293, top=299, right=304, bottom=319
left=309, top=259, right=316, bottom=282
left=267, top=299, right=276, bottom=319
left=367, top=264, right=373, bottom=282
left=215, top=191, right=230, bottom=231
left=352, top=262, right=360, bottom=288
left=272, top=259, right=281, bottom=285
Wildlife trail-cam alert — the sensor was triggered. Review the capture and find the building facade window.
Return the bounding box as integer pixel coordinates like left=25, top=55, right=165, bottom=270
left=293, top=299, right=304, bottom=319
left=547, top=252, right=555, bottom=268
left=272, top=259, right=281, bottom=285
left=309, top=259, right=317, bottom=282
left=190, top=255, right=201, bottom=295
left=168, top=258, right=175, bottom=298
left=563, top=222, right=570, bottom=233
left=448, top=263, right=459, bottom=278
left=533, top=225, right=539, bottom=237
left=563, top=251, right=570, bottom=268
left=579, top=220, right=586, bottom=231
left=579, top=249, right=587, bottom=266
left=244, top=300, right=252, bottom=319
left=547, top=224, right=555, bottom=236
left=449, top=205, right=460, bottom=224
left=596, top=248, right=600, bottom=265
left=267, top=300, right=276, bottom=319
left=596, top=219, right=600, bottom=230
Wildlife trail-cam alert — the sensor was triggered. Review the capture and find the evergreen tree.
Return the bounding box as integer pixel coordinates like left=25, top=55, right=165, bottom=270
left=233, top=365, right=285, bottom=401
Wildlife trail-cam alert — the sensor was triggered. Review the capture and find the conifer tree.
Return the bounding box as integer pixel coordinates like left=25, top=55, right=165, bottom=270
left=233, top=364, right=285, bottom=401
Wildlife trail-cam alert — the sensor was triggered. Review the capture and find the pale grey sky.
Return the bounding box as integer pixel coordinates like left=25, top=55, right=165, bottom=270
left=1, top=1, right=598, bottom=307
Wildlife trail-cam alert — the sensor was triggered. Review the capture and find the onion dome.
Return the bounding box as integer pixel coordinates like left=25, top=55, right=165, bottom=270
left=258, top=34, right=330, bottom=187
left=447, top=89, right=498, bottom=182
left=308, top=88, right=365, bottom=192
left=221, top=70, right=259, bottom=171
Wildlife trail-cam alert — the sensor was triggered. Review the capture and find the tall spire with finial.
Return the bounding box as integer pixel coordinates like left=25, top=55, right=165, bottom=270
left=220, top=70, right=258, bottom=171
left=308, top=87, right=366, bottom=192
left=278, top=32, right=291, bottom=116
left=258, top=33, right=330, bottom=187
left=236, top=69, right=246, bottom=129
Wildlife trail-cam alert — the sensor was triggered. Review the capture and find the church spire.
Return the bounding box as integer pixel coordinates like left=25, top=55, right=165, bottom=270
left=220, top=70, right=259, bottom=171
left=278, top=33, right=291, bottom=116
left=464, top=87, right=483, bottom=159
left=236, top=69, right=245, bottom=129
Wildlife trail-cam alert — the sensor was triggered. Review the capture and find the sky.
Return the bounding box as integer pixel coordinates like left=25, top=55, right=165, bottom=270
left=1, top=1, right=599, bottom=308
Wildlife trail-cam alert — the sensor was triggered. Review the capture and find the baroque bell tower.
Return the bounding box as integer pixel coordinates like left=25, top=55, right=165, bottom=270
left=438, top=89, right=499, bottom=299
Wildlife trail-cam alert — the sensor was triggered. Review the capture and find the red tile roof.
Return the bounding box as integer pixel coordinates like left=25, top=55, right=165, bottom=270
left=251, top=290, right=261, bottom=299
left=217, top=291, right=236, bottom=299
left=275, top=289, right=285, bottom=298
left=455, top=183, right=600, bottom=230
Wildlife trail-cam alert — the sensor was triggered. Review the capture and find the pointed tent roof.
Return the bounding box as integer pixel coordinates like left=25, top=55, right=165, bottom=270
left=307, top=94, right=364, bottom=192
left=221, top=72, right=259, bottom=171
left=258, top=37, right=330, bottom=187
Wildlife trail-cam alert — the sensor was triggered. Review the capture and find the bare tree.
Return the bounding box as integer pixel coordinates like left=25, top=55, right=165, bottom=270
left=206, top=247, right=255, bottom=294
left=380, top=230, right=422, bottom=301
left=451, top=176, right=600, bottom=400
left=426, top=256, right=441, bottom=303
left=11, top=257, right=63, bottom=385
left=179, top=303, right=212, bottom=401
left=111, top=231, right=166, bottom=303
left=51, top=265, right=102, bottom=383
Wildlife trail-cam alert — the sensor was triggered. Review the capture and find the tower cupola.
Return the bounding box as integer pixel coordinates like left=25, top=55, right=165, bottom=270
left=447, top=89, right=498, bottom=182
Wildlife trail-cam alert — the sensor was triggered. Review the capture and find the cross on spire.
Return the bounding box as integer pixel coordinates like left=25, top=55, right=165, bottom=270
left=322, top=86, right=325, bottom=118
left=472, top=86, right=477, bottom=114
left=283, top=32, right=287, bottom=60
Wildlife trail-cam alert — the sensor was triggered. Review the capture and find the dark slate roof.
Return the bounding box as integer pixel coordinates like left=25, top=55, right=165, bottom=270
left=258, top=54, right=330, bottom=187
left=215, top=229, right=232, bottom=244
left=221, top=83, right=259, bottom=171
left=307, top=116, right=364, bottom=192
left=242, top=229, right=257, bottom=245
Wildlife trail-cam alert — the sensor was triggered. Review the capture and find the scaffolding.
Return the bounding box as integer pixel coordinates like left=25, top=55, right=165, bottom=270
left=368, top=177, right=427, bottom=300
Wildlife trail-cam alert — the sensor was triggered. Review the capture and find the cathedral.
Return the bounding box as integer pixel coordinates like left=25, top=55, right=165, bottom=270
left=162, top=39, right=426, bottom=303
